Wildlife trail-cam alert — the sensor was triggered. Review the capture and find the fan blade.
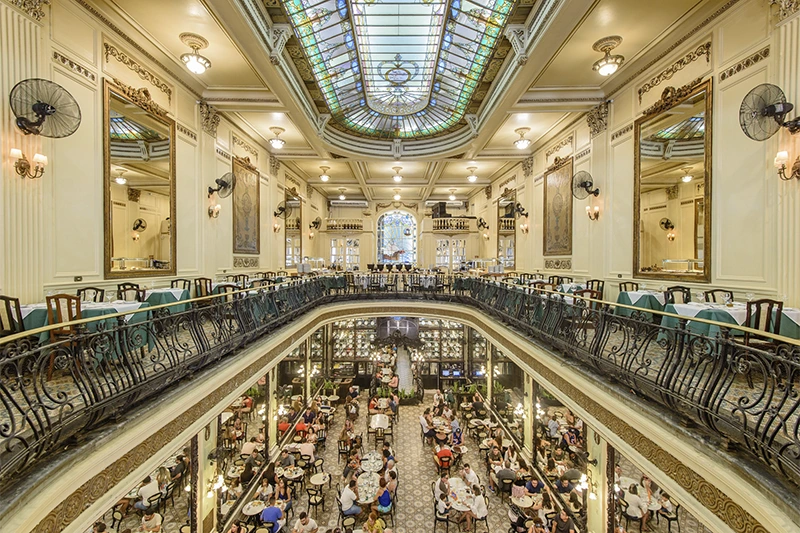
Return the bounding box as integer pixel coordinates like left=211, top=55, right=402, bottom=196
left=218, top=186, right=233, bottom=199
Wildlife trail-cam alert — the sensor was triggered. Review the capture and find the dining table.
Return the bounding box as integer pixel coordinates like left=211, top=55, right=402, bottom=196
left=557, top=283, right=586, bottom=294
left=614, top=290, right=666, bottom=317
left=144, top=287, right=190, bottom=313
left=275, top=465, right=304, bottom=480
left=370, top=413, right=390, bottom=430
left=618, top=476, right=661, bottom=512
left=357, top=471, right=381, bottom=504
left=511, top=494, right=534, bottom=508
left=360, top=451, right=383, bottom=473
left=448, top=477, right=475, bottom=512
left=658, top=302, right=800, bottom=339
left=242, top=500, right=266, bottom=516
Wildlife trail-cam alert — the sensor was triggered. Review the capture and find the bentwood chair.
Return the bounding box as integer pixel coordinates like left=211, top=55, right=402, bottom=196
left=193, top=277, right=213, bottom=306
left=664, top=286, right=691, bottom=304
left=619, top=282, right=639, bottom=293
left=743, top=299, right=783, bottom=348
left=77, top=287, right=105, bottom=302
left=573, top=289, right=602, bottom=310
left=276, top=270, right=288, bottom=277
left=46, top=294, right=82, bottom=379
left=0, top=295, right=25, bottom=338
left=225, top=274, right=249, bottom=286
left=117, top=282, right=144, bottom=302
left=264, top=271, right=277, bottom=280
left=704, top=289, right=734, bottom=303
left=559, top=276, right=574, bottom=284
left=586, top=279, right=605, bottom=298
left=547, top=275, right=560, bottom=285
left=171, top=279, right=192, bottom=293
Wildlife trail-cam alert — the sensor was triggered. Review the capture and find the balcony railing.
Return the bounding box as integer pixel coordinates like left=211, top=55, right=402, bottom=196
left=325, top=218, right=363, bottom=231
left=432, top=216, right=473, bottom=232
left=2, top=275, right=799, bottom=495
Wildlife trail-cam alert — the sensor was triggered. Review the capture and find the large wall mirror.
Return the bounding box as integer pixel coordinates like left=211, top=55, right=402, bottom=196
left=103, top=79, right=176, bottom=278
left=284, top=187, right=302, bottom=268
left=634, top=79, right=711, bottom=282
left=497, top=188, right=516, bottom=270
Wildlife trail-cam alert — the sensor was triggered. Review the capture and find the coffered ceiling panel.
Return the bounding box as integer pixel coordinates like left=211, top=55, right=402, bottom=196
left=236, top=112, right=311, bottom=149
left=483, top=112, right=569, bottom=150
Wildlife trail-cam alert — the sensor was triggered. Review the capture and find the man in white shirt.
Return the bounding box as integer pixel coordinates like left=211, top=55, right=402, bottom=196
left=340, top=479, right=361, bottom=515
left=383, top=459, right=397, bottom=483
left=134, top=476, right=160, bottom=511
left=298, top=440, right=316, bottom=461
left=140, top=510, right=162, bottom=532
left=548, top=416, right=560, bottom=439
left=241, top=437, right=259, bottom=456
left=461, top=463, right=480, bottom=486
left=292, top=511, right=319, bottom=533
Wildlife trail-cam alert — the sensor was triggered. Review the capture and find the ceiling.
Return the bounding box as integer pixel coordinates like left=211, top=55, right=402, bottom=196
left=105, top=0, right=724, bottom=203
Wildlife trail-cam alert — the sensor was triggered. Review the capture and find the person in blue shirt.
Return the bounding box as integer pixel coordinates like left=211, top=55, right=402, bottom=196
left=556, top=478, right=575, bottom=494
left=259, top=496, right=284, bottom=533
left=525, top=478, right=545, bottom=495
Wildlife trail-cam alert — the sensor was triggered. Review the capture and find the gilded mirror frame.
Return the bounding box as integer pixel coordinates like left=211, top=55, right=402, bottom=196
left=103, top=78, right=177, bottom=279
left=497, top=187, right=516, bottom=270
left=633, top=78, right=712, bottom=283
left=284, top=186, right=302, bottom=268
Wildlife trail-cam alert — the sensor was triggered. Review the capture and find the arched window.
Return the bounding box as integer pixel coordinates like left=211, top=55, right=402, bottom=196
left=377, top=210, right=417, bottom=265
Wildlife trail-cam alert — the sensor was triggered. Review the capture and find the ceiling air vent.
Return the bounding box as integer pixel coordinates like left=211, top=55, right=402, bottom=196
left=330, top=200, right=369, bottom=207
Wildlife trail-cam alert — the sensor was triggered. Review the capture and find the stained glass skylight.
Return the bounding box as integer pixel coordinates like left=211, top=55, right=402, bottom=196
left=282, top=0, right=514, bottom=139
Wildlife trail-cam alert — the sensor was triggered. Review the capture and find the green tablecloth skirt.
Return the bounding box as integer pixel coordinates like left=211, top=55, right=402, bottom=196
left=145, top=289, right=190, bottom=313
left=614, top=292, right=665, bottom=317
left=658, top=304, right=800, bottom=340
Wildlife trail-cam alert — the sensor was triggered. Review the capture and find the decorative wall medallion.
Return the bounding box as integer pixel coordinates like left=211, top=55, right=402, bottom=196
left=233, top=256, right=259, bottom=268
left=176, top=123, right=197, bottom=141
left=232, top=135, right=258, bottom=160
left=546, top=135, right=573, bottom=158
left=127, top=188, right=141, bottom=202
left=638, top=43, right=710, bottom=102
left=587, top=101, right=609, bottom=137
left=110, top=78, right=168, bottom=118
left=270, top=155, right=281, bottom=176
left=642, top=78, right=705, bottom=117
left=216, top=148, right=231, bottom=160
left=611, top=124, right=634, bottom=141
left=575, top=148, right=591, bottom=161
left=544, top=258, right=572, bottom=270
left=720, top=46, right=770, bottom=81
left=199, top=101, right=220, bottom=138
left=104, top=43, right=172, bottom=102
left=11, top=0, right=50, bottom=21
left=52, top=51, right=95, bottom=82
left=522, top=156, right=534, bottom=177
left=666, top=185, right=680, bottom=200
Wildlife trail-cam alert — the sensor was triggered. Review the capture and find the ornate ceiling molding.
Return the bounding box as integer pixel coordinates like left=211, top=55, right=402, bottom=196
left=269, top=24, right=292, bottom=65
left=637, top=42, right=710, bottom=103
left=111, top=78, right=168, bottom=118
left=720, top=46, right=770, bottom=81
left=586, top=102, right=609, bottom=138
left=232, top=134, right=258, bottom=160
left=10, top=0, right=49, bottom=21
left=199, top=101, right=220, bottom=138
left=270, top=155, right=281, bottom=176
left=770, top=0, right=800, bottom=20
left=176, top=123, right=197, bottom=141
left=522, top=156, right=535, bottom=178
left=546, top=135, right=573, bottom=158
left=504, top=25, right=529, bottom=65
left=52, top=50, right=95, bottom=82
left=611, top=124, right=634, bottom=141
left=103, top=43, right=172, bottom=102
left=642, top=77, right=705, bottom=117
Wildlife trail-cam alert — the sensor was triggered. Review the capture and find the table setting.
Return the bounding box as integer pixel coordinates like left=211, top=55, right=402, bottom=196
left=448, top=477, right=475, bottom=512
left=275, top=465, right=304, bottom=480
left=310, top=472, right=330, bottom=487
left=658, top=300, right=800, bottom=339
left=357, top=472, right=380, bottom=504
left=143, top=287, right=190, bottom=312
left=360, top=451, right=383, bottom=473
left=226, top=464, right=244, bottom=479
left=242, top=500, right=266, bottom=516
left=614, top=288, right=667, bottom=317
left=370, top=413, right=390, bottom=430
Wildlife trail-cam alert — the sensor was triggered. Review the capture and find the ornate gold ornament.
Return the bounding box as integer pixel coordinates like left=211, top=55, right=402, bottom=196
left=642, top=78, right=705, bottom=117
left=109, top=78, right=168, bottom=118
left=198, top=101, right=220, bottom=137
left=104, top=43, right=172, bottom=102
left=637, top=43, right=710, bottom=102
left=587, top=102, right=609, bottom=137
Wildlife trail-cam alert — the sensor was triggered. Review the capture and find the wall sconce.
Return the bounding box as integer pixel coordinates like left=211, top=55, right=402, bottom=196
left=775, top=151, right=800, bottom=181
left=482, top=232, right=490, bottom=241
left=10, top=148, right=47, bottom=179
left=519, top=222, right=529, bottom=234
left=308, top=231, right=315, bottom=240
left=585, top=205, right=600, bottom=221
left=208, top=204, right=221, bottom=218
left=273, top=222, right=281, bottom=233
left=667, top=231, right=676, bottom=242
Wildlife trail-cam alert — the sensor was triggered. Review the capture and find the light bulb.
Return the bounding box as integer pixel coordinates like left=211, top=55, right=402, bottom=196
left=467, top=174, right=478, bottom=182
left=597, top=60, right=619, bottom=76
left=514, top=138, right=531, bottom=150
left=116, top=176, right=127, bottom=185
left=270, top=138, right=285, bottom=149
left=339, top=194, right=346, bottom=200
left=393, top=174, right=402, bottom=182
left=393, top=193, right=401, bottom=201
left=320, top=174, right=329, bottom=182
left=449, top=193, right=456, bottom=201
left=681, top=174, right=693, bottom=183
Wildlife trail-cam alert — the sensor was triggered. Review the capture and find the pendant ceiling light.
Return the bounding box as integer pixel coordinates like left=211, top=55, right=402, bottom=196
left=592, top=36, right=624, bottom=76
left=681, top=167, right=693, bottom=183
left=319, top=166, right=330, bottom=182
left=392, top=166, right=403, bottom=183
left=338, top=188, right=346, bottom=201
left=114, top=169, right=128, bottom=185
left=514, top=128, right=531, bottom=150
left=449, top=188, right=457, bottom=201
left=179, top=33, right=212, bottom=75
left=393, top=189, right=401, bottom=201
left=269, top=127, right=286, bottom=149
left=466, top=167, right=478, bottom=183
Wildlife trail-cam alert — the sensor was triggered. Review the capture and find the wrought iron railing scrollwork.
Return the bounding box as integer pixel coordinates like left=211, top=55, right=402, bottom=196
left=2, top=274, right=800, bottom=494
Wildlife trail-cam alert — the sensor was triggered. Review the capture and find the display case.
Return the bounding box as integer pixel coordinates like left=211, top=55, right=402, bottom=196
left=435, top=238, right=466, bottom=271
left=331, top=237, right=360, bottom=270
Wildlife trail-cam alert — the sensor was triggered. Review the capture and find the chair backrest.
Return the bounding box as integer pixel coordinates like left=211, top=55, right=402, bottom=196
left=216, top=284, right=239, bottom=302
left=744, top=299, right=783, bottom=344
left=46, top=294, right=82, bottom=338
left=117, top=283, right=144, bottom=302
left=619, top=282, right=638, bottom=292
left=664, top=286, right=691, bottom=304
left=171, top=279, right=192, bottom=292
left=559, top=276, right=574, bottom=284
left=226, top=274, right=249, bottom=286
left=77, top=287, right=105, bottom=302
left=251, top=279, right=273, bottom=289
left=547, top=275, right=560, bottom=284
left=342, top=516, right=356, bottom=528
left=147, top=493, right=162, bottom=507
left=0, top=295, right=24, bottom=335
left=264, top=271, right=277, bottom=280
left=276, top=270, right=288, bottom=277
left=704, top=289, right=734, bottom=303
left=534, top=283, right=556, bottom=294
left=194, top=277, right=213, bottom=298
left=573, top=289, right=602, bottom=310
left=586, top=279, right=604, bottom=295
left=440, top=455, right=451, bottom=467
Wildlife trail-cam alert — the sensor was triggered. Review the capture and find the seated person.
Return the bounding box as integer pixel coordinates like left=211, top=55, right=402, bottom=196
left=383, top=459, right=398, bottom=482
left=452, top=427, right=463, bottom=447
left=419, top=409, right=436, bottom=442
left=434, top=444, right=454, bottom=467
left=623, top=485, right=651, bottom=531
left=556, top=478, right=575, bottom=495
left=140, top=510, right=162, bottom=533
left=255, top=477, right=274, bottom=501
left=460, top=463, right=480, bottom=486
left=386, top=470, right=398, bottom=498
left=342, top=455, right=359, bottom=483
left=245, top=449, right=265, bottom=469
left=657, top=492, right=675, bottom=519
left=340, top=479, right=362, bottom=516
left=486, top=446, right=503, bottom=469
left=433, top=473, right=450, bottom=501
left=292, top=511, right=319, bottom=533
left=504, top=444, right=519, bottom=466
left=525, top=477, right=545, bottom=495
left=299, top=439, right=316, bottom=462
left=461, top=485, right=487, bottom=531
left=280, top=449, right=295, bottom=467
left=295, top=420, right=308, bottom=435
left=277, top=416, right=291, bottom=435
left=241, top=437, right=259, bottom=456
left=387, top=375, right=398, bottom=389
left=302, top=408, right=316, bottom=425
left=490, top=460, right=516, bottom=493
left=259, top=496, right=285, bottom=533
left=435, top=492, right=451, bottom=518
left=371, top=477, right=392, bottom=514
left=276, top=478, right=292, bottom=513
left=348, top=386, right=359, bottom=399
left=547, top=415, right=560, bottom=439
left=240, top=462, right=255, bottom=485
left=368, top=396, right=380, bottom=412
left=134, top=476, right=160, bottom=511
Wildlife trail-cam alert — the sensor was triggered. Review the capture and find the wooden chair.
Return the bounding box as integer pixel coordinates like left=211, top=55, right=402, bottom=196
left=559, top=276, right=574, bottom=284
left=659, top=503, right=681, bottom=532
left=533, top=283, right=556, bottom=295
left=547, top=275, right=560, bottom=285
left=0, top=295, right=25, bottom=337
left=215, top=284, right=240, bottom=303
left=276, top=270, right=288, bottom=277
left=437, top=455, right=452, bottom=476
left=573, top=289, right=602, bottom=310
left=264, top=271, right=277, bottom=280
left=619, top=282, right=638, bottom=292
left=473, top=494, right=490, bottom=532
left=46, top=294, right=82, bottom=379
left=171, top=279, right=192, bottom=293
left=77, top=287, right=105, bottom=302
left=117, top=282, right=144, bottom=302
left=704, top=289, right=734, bottom=303
left=743, top=299, right=783, bottom=347
left=664, top=286, right=691, bottom=304
left=586, top=279, right=604, bottom=298
left=226, top=274, right=249, bottom=286
left=250, top=278, right=274, bottom=289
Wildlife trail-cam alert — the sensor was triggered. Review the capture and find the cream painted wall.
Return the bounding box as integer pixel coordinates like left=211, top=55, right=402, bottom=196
left=492, top=1, right=799, bottom=306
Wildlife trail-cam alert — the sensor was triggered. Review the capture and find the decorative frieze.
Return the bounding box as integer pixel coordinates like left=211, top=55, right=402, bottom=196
left=270, top=24, right=292, bottom=65
left=10, top=0, right=49, bottom=21
left=52, top=51, right=95, bottom=82
left=233, top=135, right=258, bottom=160
left=720, top=46, right=770, bottom=81
left=611, top=124, right=634, bottom=141
left=545, top=258, right=572, bottom=270
left=199, top=101, right=220, bottom=138
left=104, top=43, right=172, bottom=102
left=575, top=147, right=591, bottom=161
left=638, top=42, right=710, bottom=102
left=127, top=188, right=141, bottom=202
left=176, top=123, right=197, bottom=141
left=587, top=102, right=609, bottom=137
left=770, top=0, right=800, bottom=20
left=484, top=185, right=492, bottom=200
left=642, top=78, right=704, bottom=117
left=111, top=78, right=168, bottom=118
left=546, top=136, right=572, bottom=158
left=216, top=148, right=231, bottom=161
left=233, top=257, right=259, bottom=268
left=498, top=175, right=516, bottom=190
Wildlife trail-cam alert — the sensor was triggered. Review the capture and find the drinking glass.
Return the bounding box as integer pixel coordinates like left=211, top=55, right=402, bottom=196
left=640, top=283, right=647, bottom=291
left=695, top=290, right=705, bottom=304
left=746, top=292, right=754, bottom=302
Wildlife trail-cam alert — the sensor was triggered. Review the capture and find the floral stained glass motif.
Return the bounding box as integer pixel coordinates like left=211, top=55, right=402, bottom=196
left=377, top=211, right=417, bottom=264
left=281, top=0, right=515, bottom=139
